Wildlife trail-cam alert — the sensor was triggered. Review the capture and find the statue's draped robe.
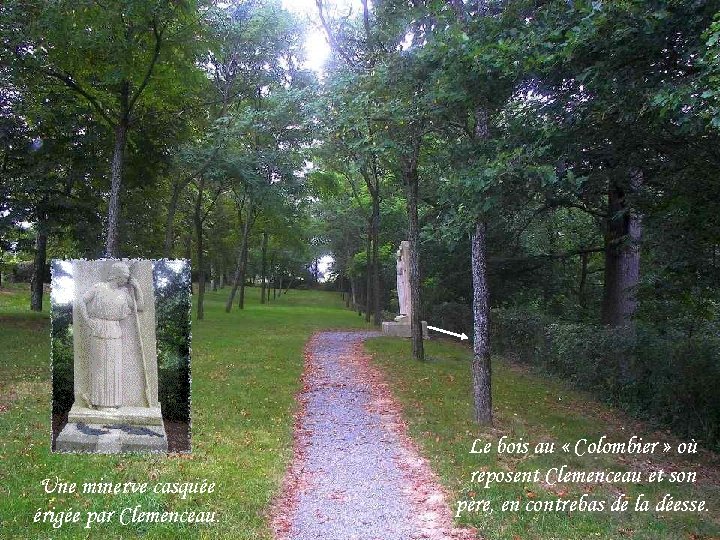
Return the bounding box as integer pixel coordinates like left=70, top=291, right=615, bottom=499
left=397, top=257, right=408, bottom=316
left=397, top=242, right=412, bottom=318
left=85, top=283, right=132, bottom=407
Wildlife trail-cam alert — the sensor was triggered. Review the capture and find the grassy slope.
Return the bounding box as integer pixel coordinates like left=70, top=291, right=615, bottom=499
left=0, top=285, right=369, bottom=539
left=365, top=337, right=720, bottom=540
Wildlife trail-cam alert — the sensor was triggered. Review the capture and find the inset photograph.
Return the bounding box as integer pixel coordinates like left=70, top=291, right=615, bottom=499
left=51, top=259, right=191, bottom=453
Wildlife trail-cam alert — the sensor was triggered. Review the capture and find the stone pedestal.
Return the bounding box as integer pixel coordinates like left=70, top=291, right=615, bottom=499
left=56, top=422, right=167, bottom=453
left=68, top=404, right=164, bottom=426
left=382, top=320, right=429, bottom=339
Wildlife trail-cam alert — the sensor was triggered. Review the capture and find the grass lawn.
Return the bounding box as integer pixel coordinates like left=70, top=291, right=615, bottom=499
left=365, top=337, right=720, bottom=540
left=0, top=284, right=369, bottom=539
left=3, top=281, right=719, bottom=540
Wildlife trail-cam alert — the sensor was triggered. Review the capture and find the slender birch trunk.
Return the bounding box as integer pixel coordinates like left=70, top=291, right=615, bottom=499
left=225, top=207, right=252, bottom=312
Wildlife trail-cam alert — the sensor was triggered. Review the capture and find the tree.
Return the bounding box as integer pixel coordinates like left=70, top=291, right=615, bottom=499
left=190, top=168, right=226, bottom=320
left=315, top=0, right=389, bottom=327
left=2, top=0, right=207, bottom=256
left=319, top=0, right=441, bottom=359
left=0, top=62, right=109, bottom=309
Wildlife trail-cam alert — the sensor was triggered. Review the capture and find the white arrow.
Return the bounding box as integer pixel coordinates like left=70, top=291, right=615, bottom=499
left=427, top=326, right=469, bottom=341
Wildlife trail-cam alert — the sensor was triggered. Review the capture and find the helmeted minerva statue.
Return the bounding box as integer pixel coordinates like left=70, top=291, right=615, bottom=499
left=395, top=241, right=412, bottom=321
left=78, top=262, right=144, bottom=409
left=55, top=259, right=167, bottom=453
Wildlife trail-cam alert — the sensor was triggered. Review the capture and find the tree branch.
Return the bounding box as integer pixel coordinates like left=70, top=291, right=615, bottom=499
left=316, top=0, right=356, bottom=67
left=202, top=184, right=225, bottom=222
left=127, top=17, right=164, bottom=113
left=490, top=247, right=605, bottom=265
left=33, top=65, right=116, bottom=126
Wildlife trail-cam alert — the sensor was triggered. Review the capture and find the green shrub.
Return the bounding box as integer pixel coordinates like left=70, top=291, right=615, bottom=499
left=491, top=307, right=546, bottom=364
left=429, top=302, right=472, bottom=339
left=492, top=309, right=720, bottom=449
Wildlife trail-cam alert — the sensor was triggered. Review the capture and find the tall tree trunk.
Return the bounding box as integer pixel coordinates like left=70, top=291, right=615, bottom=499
left=183, top=224, right=192, bottom=261
left=278, top=276, right=283, bottom=298
left=404, top=163, right=424, bottom=361
left=194, top=177, right=206, bottom=320
left=30, top=213, right=48, bottom=312
left=468, top=104, right=492, bottom=421
left=471, top=220, right=492, bottom=424
left=361, top=167, right=383, bottom=325
left=365, top=221, right=372, bottom=323
left=601, top=171, right=642, bottom=327
left=225, top=209, right=252, bottom=312
left=238, top=221, right=250, bottom=309
left=164, top=179, right=184, bottom=258
left=579, top=252, right=588, bottom=311
left=372, top=194, right=381, bottom=325
left=260, top=231, right=268, bottom=304
left=105, top=87, right=129, bottom=257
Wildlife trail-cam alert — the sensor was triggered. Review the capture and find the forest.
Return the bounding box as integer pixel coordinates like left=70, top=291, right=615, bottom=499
left=2, top=0, right=720, bottom=449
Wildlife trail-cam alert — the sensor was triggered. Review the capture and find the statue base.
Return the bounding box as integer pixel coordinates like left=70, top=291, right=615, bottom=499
left=56, top=403, right=168, bottom=453
left=68, top=404, right=164, bottom=426
left=382, top=320, right=429, bottom=339
left=55, top=422, right=168, bottom=453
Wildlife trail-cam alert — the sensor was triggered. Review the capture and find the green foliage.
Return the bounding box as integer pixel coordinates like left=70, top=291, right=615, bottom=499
left=492, top=308, right=720, bottom=449
left=4, top=0, right=208, bottom=121
left=50, top=315, right=74, bottom=414
left=154, top=261, right=192, bottom=421
left=428, top=301, right=473, bottom=338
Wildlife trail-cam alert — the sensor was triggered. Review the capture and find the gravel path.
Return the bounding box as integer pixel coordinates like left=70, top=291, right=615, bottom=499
left=271, top=331, right=477, bottom=540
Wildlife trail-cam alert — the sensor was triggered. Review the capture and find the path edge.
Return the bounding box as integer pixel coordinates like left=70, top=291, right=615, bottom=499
left=267, top=331, right=319, bottom=540
left=352, top=338, right=480, bottom=540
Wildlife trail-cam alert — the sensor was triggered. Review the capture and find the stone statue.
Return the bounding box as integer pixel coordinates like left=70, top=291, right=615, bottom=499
left=55, top=259, right=167, bottom=453
left=382, top=241, right=428, bottom=339
left=396, top=241, right=412, bottom=320
left=78, top=262, right=148, bottom=409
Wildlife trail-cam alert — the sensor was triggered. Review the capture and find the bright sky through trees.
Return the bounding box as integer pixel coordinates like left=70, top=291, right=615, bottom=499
left=280, top=1, right=367, bottom=277
left=280, top=0, right=367, bottom=73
